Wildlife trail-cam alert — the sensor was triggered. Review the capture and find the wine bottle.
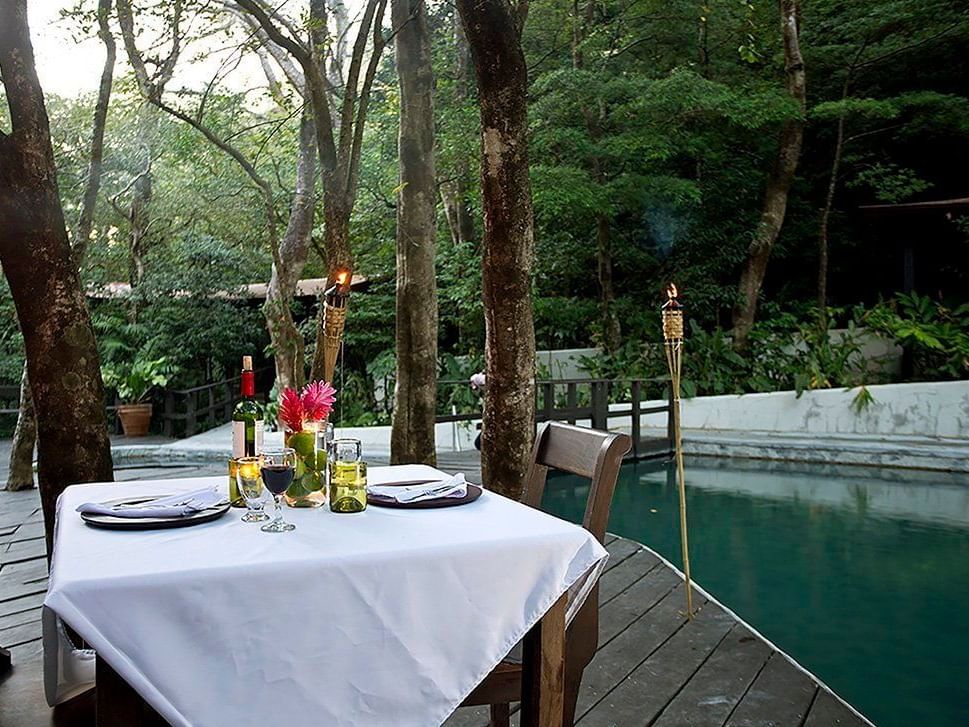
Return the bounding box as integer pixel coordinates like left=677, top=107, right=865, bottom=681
left=230, top=356, right=263, bottom=506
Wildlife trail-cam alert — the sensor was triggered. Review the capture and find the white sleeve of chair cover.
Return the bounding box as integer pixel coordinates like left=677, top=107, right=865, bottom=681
left=43, top=605, right=95, bottom=706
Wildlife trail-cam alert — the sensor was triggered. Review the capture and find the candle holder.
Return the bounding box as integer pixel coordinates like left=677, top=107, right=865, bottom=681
left=321, top=269, right=352, bottom=384
left=662, top=283, right=695, bottom=620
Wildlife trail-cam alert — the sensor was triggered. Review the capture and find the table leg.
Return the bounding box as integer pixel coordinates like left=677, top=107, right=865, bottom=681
left=520, top=592, right=567, bottom=727
left=96, top=655, right=152, bottom=726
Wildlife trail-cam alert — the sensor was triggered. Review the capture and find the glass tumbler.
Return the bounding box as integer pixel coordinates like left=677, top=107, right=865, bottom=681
left=329, top=438, right=367, bottom=513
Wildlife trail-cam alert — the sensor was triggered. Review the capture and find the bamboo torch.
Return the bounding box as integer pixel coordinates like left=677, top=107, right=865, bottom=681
left=321, top=269, right=352, bottom=384
left=662, top=283, right=694, bottom=619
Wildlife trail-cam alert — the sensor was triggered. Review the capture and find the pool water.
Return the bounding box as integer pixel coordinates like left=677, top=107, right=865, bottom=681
left=541, top=457, right=969, bottom=727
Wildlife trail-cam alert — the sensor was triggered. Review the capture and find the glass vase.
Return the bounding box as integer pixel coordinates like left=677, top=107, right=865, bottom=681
left=283, top=424, right=327, bottom=508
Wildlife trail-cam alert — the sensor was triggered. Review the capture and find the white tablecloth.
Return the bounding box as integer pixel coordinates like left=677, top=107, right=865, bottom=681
left=44, top=465, right=608, bottom=726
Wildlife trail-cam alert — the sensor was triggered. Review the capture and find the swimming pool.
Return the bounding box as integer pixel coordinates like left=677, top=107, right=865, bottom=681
left=542, top=457, right=969, bottom=727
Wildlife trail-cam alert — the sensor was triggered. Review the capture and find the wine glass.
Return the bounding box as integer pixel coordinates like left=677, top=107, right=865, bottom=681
left=234, top=456, right=268, bottom=522
left=259, top=447, right=296, bottom=532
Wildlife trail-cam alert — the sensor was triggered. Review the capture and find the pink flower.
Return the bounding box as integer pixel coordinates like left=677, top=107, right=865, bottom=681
left=279, top=387, right=304, bottom=433
left=301, top=380, right=336, bottom=423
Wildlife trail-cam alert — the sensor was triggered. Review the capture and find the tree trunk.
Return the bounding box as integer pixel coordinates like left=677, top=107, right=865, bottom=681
left=124, top=103, right=157, bottom=324
left=731, top=0, right=805, bottom=349
left=5, top=364, right=36, bottom=491
left=390, top=0, right=438, bottom=466
left=816, top=112, right=844, bottom=309
left=441, top=11, right=476, bottom=249
left=0, top=0, right=114, bottom=552
left=7, top=0, right=115, bottom=492
left=456, top=0, right=535, bottom=499
left=817, top=71, right=853, bottom=310
left=265, top=107, right=315, bottom=391
left=596, top=212, right=621, bottom=352
left=573, top=1, right=620, bottom=352
left=73, top=0, right=115, bottom=263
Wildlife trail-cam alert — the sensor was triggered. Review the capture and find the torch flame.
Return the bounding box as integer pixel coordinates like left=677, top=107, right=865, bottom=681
left=667, top=282, right=678, bottom=300
left=336, top=270, right=350, bottom=286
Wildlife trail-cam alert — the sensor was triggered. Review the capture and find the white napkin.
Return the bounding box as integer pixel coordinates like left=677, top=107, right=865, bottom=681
left=76, top=488, right=224, bottom=519
left=368, top=473, right=468, bottom=503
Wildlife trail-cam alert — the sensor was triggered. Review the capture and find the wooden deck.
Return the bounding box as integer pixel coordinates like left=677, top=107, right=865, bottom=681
left=1, top=460, right=872, bottom=726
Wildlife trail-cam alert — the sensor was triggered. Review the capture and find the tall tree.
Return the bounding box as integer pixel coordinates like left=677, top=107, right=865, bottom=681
left=571, top=0, right=621, bottom=352
left=390, top=0, right=438, bottom=465
left=118, top=0, right=314, bottom=390
left=440, top=12, right=476, bottom=249
left=732, top=0, right=806, bottom=348
left=455, top=0, right=536, bottom=499
left=6, top=0, right=116, bottom=492
left=0, top=0, right=114, bottom=549
left=236, top=0, right=390, bottom=382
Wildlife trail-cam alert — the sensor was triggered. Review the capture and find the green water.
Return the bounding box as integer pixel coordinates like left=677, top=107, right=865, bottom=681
left=542, top=457, right=969, bottom=727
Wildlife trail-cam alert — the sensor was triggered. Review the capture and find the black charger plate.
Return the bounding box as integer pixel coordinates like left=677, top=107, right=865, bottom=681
left=80, top=495, right=231, bottom=530
left=367, top=483, right=482, bottom=509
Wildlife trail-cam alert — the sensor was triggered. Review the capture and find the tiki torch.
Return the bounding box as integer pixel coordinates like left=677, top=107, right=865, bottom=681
left=321, top=269, right=352, bottom=384
left=662, top=283, right=694, bottom=619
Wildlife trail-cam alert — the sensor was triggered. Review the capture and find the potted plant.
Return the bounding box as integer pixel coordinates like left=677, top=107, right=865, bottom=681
left=102, top=357, right=175, bottom=437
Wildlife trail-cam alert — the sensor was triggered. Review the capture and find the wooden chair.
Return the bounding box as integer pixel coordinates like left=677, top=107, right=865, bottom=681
left=461, top=422, right=632, bottom=726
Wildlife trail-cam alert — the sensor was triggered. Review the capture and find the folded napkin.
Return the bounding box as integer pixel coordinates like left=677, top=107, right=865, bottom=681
left=76, top=488, right=225, bottom=519
left=368, top=473, right=468, bottom=504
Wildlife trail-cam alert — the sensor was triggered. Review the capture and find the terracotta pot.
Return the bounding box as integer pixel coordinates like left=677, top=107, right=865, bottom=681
left=117, top=403, right=152, bottom=437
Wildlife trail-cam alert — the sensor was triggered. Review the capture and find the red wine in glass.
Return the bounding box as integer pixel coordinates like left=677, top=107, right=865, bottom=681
left=261, top=464, right=293, bottom=495
left=259, top=448, right=296, bottom=532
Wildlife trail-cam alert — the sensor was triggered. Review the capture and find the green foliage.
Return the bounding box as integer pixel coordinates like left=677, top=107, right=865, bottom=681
left=0, top=277, right=24, bottom=384
left=864, top=293, right=969, bottom=380
left=102, top=356, right=176, bottom=404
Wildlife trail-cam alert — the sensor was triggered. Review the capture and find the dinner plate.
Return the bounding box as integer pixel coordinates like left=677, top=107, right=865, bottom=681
left=367, top=483, right=483, bottom=509
left=80, top=495, right=231, bottom=530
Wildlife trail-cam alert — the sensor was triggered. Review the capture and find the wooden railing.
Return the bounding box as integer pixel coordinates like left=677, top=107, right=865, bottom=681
left=0, top=367, right=275, bottom=439
left=435, top=377, right=674, bottom=459
left=158, top=366, right=274, bottom=438
left=2, top=373, right=674, bottom=458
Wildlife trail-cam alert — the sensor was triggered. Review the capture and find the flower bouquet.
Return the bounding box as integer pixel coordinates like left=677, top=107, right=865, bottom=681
left=278, top=381, right=337, bottom=508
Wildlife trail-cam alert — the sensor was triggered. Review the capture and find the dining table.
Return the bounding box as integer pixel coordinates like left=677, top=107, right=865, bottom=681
left=43, top=464, right=609, bottom=726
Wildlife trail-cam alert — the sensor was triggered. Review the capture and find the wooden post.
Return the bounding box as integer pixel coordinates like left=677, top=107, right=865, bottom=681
left=591, top=381, right=608, bottom=430
left=566, top=383, right=577, bottom=425
left=520, top=592, right=567, bottom=727
left=162, top=391, right=174, bottom=438
left=96, top=656, right=148, bottom=725
left=542, top=382, right=553, bottom=424
left=630, top=380, right=641, bottom=458
left=185, top=392, right=197, bottom=438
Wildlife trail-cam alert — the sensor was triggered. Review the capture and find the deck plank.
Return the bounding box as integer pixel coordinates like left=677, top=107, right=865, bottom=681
left=600, top=537, right=640, bottom=571
left=1, top=536, right=47, bottom=566
left=598, top=549, right=660, bottom=605
left=0, top=619, right=42, bottom=648
left=597, top=567, right=681, bottom=646
left=0, top=480, right=871, bottom=727
left=651, top=625, right=772, bottom=726
left=577, top=605, right=735, bottom=726
left=803, top=688, right=867, bottom=726
left=724, top=652, right=818, bottom=727
left=576, top=583, right=702, bottom=719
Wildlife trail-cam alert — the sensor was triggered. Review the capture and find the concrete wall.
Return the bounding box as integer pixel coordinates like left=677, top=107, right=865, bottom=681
left=636, top=380, right=969, bottom=439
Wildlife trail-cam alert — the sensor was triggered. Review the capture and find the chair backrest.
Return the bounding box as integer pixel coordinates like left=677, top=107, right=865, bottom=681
left=522, top=422, right=632, bottom=675
left=522, top=422, right=632, bottom=545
